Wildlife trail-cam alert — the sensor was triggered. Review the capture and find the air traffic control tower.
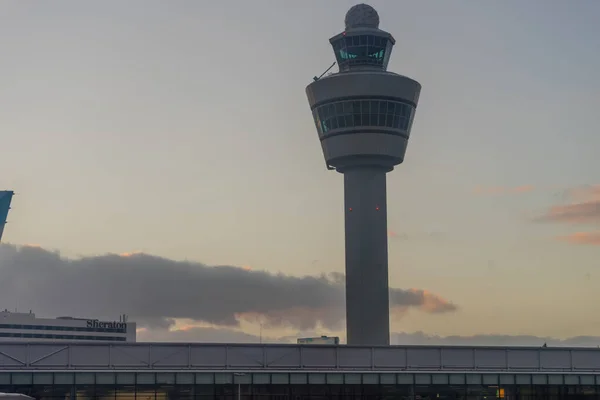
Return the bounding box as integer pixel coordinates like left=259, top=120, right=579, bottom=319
left=306, top=4, right=421, bottom=346
left=0, top=191, right=14, bottom=242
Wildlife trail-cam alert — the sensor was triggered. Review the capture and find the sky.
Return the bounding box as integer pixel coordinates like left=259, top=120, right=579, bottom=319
left=1, top=0, right=599, bottom=345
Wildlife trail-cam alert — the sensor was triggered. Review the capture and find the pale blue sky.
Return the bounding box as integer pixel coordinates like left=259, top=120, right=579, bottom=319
left=1, top=0, right=599, bottom=340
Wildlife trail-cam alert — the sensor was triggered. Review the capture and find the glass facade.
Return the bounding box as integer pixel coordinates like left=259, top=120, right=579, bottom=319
left=0, top=322, right=127, bottom=341
left=3, top=372, right=600, bottom=400
left=331, top=35, right=392, bottom=71
left=313, top=99, right=414, bottom=136
left=0, top=332, right=125, bottom=341
left=0, top=323, right=126, bottom=334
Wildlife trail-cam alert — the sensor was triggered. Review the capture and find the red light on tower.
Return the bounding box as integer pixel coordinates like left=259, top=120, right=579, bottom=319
left=375, top=206, right=380, bottom=211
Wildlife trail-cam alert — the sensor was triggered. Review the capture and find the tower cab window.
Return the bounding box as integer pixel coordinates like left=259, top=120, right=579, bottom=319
left=332, top=35, right=390, bottom=70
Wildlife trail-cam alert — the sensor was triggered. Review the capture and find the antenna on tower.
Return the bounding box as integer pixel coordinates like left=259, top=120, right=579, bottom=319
left=313, top=62, right=336, bottom=81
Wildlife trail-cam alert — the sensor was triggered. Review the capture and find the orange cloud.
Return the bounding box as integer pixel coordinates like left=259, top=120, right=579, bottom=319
left=565, top=185, right=600, bottom=202
left=390, top=288, right=457, bottom=314
left=536, top=184, right=600, bottom=225
left=410, top=288, right=457, bottom=314
left=537, top=202, right=600, bottom=224
left=176, top=325, right=196, bottom=332
left=120, top=251, right=143, bottom=257
left=557, top=232, right=600, bottom=246
left=474, top=185, right=534, bottom=195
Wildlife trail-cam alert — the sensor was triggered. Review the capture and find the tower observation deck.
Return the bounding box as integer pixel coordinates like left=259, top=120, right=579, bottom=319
left=306, top=4, right=421, bottom=346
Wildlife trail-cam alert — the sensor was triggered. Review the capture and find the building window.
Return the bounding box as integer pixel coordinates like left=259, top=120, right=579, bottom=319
left=0, top=332, right=126, bottom=341
left=314, top=99, right=414, bottom=135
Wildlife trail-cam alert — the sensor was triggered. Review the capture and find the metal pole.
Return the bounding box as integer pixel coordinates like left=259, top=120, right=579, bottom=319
left=234, top=372, right=245, bottom=400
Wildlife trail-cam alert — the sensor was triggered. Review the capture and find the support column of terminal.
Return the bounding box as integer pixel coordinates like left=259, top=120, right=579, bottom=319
left=343, top=167, right=390, bottom=346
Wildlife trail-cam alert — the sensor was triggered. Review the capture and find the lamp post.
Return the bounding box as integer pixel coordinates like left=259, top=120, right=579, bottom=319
left=233, top=372, right=245, bottom=400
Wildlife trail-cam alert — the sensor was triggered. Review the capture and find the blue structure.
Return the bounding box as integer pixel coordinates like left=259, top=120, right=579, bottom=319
left=0, top=191, right=13, bottom=242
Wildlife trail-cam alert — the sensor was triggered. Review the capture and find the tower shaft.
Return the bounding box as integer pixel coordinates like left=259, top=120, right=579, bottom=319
left=344, top=167, right=390, bottom=346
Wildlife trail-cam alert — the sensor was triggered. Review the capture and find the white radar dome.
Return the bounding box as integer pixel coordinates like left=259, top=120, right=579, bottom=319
left=344, top=4, right=380, bottom=30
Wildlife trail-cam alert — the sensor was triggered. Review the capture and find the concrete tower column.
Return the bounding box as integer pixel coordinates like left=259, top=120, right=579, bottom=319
left=343, top=167, right=389, bottom=345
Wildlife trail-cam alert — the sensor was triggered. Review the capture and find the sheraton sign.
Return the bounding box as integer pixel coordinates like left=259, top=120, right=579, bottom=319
left=86, top=319, right=127, bottom=330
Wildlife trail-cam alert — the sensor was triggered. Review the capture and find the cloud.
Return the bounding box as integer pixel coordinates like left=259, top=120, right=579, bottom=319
left=391, top=332, right=600, bottom=347
left=565, top=185, right=600, bottom=203
left=473, top=185, right=535, bottom=195
left=537, top=202, right=600, bottom=224
left=557, top=232, right=600, bottom=246
left=535, top=184, right=600, bottom=225
left=135, top=327, right=600, bottom=347
left=390, top=289, right=457, bottom=314
left=138, top=317, right=177, bottom=329
left=138, top=326, right=286, bottom=343
left=0, top=244, right=457, bottom=332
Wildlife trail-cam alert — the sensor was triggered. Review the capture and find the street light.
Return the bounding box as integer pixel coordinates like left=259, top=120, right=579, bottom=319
left=233, top=372, right=245, bottom=400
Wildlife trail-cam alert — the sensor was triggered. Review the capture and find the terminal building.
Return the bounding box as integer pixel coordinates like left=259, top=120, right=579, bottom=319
left=0, top=342, right=598, bottom=399
left=0, top=311, right=135, bottom=343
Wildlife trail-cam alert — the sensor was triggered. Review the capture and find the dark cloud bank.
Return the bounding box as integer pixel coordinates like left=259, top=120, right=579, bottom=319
left=1, top=244, right=597, bottom=346
left=0, top=244, right=455, bottom=332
